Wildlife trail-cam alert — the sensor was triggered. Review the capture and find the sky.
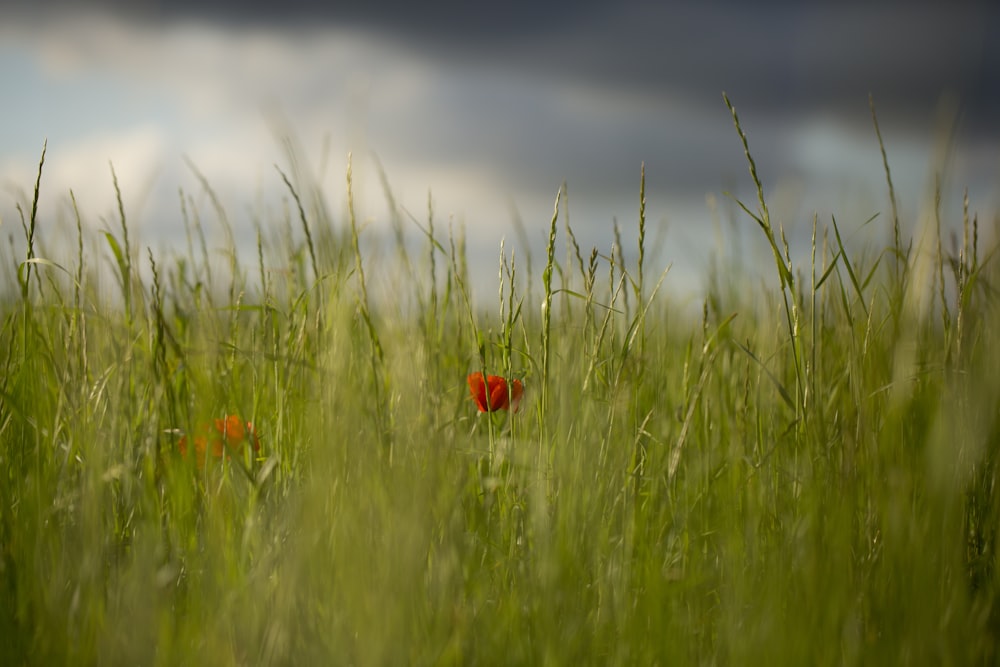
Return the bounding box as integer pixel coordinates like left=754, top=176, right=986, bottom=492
left=1, top=0, right=998, bottom=299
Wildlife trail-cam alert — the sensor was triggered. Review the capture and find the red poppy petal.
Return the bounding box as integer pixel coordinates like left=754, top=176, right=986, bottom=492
left=216, top=415, right=245, bottom=445
left=247, top=422, right=261, bottom=451
left=510, top=379, right=524, bottom=412
left=487, top=375, right=509, bottom=411
left=468, top=372, right=490, bottom=411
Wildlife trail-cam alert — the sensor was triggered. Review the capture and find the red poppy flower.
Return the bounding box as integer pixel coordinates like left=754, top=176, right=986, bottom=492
left=213, top=415, right=261, bottom=453
left=467, top=372, right=524, bottom=413
left=178, top=415, right=260, bottom=468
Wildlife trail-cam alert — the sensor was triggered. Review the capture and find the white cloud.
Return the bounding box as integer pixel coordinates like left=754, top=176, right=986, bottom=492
left=1, top=123, right=168, bottom=232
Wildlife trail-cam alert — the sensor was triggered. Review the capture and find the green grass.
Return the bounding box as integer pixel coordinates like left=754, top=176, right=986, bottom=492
left=2, top=96, right=999, bottom=665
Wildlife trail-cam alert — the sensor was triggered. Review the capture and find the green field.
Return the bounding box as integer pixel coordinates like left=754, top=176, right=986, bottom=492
left=2, top=98, right=999, bottom=665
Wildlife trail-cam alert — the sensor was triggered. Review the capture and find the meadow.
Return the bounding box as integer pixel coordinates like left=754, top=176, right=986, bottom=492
left=1, top=96, right=999, bottom=665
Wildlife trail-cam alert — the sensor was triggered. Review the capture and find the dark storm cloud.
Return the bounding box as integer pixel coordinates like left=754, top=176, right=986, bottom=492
left=162, top=0, right=606, bottom=32
left=149, top=0, right=999, bottom=128
left=2, top=0, right=997, bottom=298
left=562, top=4, right=997, bottom=122
left=11, top=0, right=997, bottom=132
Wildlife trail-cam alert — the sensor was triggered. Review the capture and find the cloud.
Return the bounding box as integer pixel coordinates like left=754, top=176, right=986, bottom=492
left=0, top=5, right=996, bottom=300
left=147, top=1, right=1000, bottom=129
left=1, top=124, right=168, bottom=232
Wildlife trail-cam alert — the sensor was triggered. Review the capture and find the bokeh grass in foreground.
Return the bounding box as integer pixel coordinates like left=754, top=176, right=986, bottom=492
left=1, top=98, right=1000, bottom=664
